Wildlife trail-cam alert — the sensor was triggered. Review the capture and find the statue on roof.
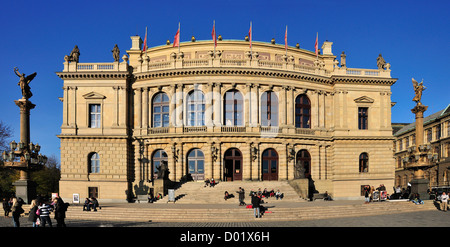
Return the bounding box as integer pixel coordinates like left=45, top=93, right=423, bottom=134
left=112, top=44, right=120, bottom=62
left=14, top=67, right=36, bottom=100
left=377, top=54, right=386, bottom=70
left=68, top=45, right=80, bottom=63
left=412, top=78, right=426, bottom=104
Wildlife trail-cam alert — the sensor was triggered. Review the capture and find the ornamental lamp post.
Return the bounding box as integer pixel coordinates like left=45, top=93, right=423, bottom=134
left=0, top=67, right=46, bottom=204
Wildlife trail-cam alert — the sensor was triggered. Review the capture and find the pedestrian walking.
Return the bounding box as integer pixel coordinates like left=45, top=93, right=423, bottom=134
left=251, top=193, right=261, bottom=218
left=441, top=192, right=448, bottom=212
left=11, top=197, right=24, bottom=227
left=237, top=187, right=246, bottom=206
left=364, top=186, right=370, bottom=204
left=53, top=197, right=68, bottom=227
left=2, top=198, right=11, bottom=218
left=38, top=200, right=54, bottom=227
left=28, top=199, right=39, bottom=227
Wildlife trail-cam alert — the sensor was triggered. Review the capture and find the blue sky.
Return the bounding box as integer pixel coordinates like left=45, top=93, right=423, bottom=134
left=1, top=0, right=449, bottom=162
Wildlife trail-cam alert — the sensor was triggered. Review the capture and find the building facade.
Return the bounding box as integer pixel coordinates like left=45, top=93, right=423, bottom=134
left=393, top=105, right=450, bottom=190
left=56, top=35, right=397, bottom=202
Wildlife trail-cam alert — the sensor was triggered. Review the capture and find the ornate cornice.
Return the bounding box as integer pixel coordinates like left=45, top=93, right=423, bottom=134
left=133, top=67, right=396, bottom=87
left=331, top=76, right=397, bottom=86
left=56, top=71, right=130, bottom=80
left=134, top=67, right=332, bottom=85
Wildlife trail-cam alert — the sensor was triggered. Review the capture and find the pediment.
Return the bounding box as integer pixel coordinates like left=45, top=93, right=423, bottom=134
left=83, top=92, right=106, bottom=99
left=354, top=96, right=374, bottom=104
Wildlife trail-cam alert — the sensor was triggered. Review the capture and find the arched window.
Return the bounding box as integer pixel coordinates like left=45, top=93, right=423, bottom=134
left=187, top=90, right=205, bottom=126
left=152, top=149, right=168, bottom=179
left=224, top=90, right=243, bottom=126
left=89, top=152, right=100, bottom=173
left=295, top=94, right=311, bottom=128
left=359, top=152, right=369, bottom=173
left=261, top=91, right=279, bottom=127
left=152, top=92, right=170, bottom=127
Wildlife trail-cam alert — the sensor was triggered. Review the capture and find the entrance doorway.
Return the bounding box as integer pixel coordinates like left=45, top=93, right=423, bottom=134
left=262, top=148, right=278, bottom=181
left=295, top=149, right=311, bottom=178
left=223, top=148, right=242, bottom=181
left=187, top=149, right=205, bottom=181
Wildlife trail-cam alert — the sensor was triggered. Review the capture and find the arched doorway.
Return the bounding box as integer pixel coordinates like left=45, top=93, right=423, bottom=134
left=152, top=149, right=168, bottom=180
left=295, top=149, right=311, bottom=178
left=223, top=148, right=242, bottom=181
left=187, top=149, right=205, bottom=181
left=262, top=148, right=278, bottom=181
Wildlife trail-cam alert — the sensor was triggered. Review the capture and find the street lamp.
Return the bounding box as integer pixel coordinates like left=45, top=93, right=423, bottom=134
left=2, top=140, right=47, bottom=167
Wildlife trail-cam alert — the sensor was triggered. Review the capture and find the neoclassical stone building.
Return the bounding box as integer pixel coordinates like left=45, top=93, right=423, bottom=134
left=56, top=34, right=397, bottom=202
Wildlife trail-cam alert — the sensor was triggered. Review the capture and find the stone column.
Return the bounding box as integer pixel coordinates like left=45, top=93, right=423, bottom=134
left=409, top=103, right=430, bottom=199
left=142, top=87, right=149, bottom=134
left=13, top=99, right=37, bottom=204
left=213, top=83, right=221, bottom=128
left=62, top=86, right=69, bottom=127
left=112, top=86, right=119, bottom=127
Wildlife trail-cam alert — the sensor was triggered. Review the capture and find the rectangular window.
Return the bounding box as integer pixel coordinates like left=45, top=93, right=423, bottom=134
left=89, top=104, right=101, bottom=128
left=88, top=187, right=98, bottom=198
left=436, top=125, right=441, bottom=140
left=358, top=107, right=368, bottom=130
left=427, top=129, right=432, bottom=143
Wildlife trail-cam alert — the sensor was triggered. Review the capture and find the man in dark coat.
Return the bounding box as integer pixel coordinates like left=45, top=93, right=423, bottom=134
left=237, top=187, right=246, bottom=206
left=251, top=193, right=261, bottom=218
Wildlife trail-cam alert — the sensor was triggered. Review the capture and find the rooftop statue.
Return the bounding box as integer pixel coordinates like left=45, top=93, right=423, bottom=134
left=377, top=54, right=386, bottom=69
left=412, top=78, right=426, bottom=104
left=68, top=45, right=80, bottom=63
left=14, top=67, right=36, bottom=100
left=112, top=44, right=120, bottom=62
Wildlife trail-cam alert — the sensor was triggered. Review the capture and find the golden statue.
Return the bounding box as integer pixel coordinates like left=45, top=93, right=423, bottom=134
left=412, top=78, right=426, bottom=104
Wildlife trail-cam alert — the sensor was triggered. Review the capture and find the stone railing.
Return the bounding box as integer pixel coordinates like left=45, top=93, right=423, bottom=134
left=62, top=55, right=390, bottom=78
left=132, top=55, right=391, bottom=78
left=63, top=61, right=129, bottom=73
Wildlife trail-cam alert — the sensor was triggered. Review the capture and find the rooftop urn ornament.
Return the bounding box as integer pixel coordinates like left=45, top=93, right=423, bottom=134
left=412, top=78, right=426, bottom=104
left=14, top=67, right=36, bottom=100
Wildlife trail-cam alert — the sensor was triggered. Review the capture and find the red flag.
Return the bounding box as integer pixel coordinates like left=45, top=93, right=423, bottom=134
left=173, top=25, right=180, bottom=48
left=315, top=32, right=319, bottom=56
left=212, top=21, right=217, bottom=48
left=248, top=22, right=252, bottom=48
left=143, top=27, right=148, bottom=51
left=284, top=25, right=288, bottom=52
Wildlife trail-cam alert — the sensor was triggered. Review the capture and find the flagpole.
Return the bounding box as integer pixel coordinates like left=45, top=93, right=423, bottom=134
left=250, top=21, right=252, bottom=57
left=213, top=20, right=216, bottom=56
left=316, top=32, right=318, bottom=59
left=285, top=25, right=288, bottom=56
left=178, top=22, right=181, bottom=54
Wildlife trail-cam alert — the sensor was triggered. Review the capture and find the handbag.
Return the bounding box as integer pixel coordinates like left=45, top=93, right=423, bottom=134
left=36, top=208, right=40, bottom=216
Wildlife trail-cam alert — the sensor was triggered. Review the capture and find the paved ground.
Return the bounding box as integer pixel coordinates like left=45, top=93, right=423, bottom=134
left=2, top=201, right=448, bottom=245
left=1, top=200, right=449, bottom=227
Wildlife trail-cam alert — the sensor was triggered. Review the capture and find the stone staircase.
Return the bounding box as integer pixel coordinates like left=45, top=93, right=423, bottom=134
left=157, top=180, right=306, bottom=204
left=63, top=180, right=438, bottom=223
left=64, top=200, right=437, bottom=223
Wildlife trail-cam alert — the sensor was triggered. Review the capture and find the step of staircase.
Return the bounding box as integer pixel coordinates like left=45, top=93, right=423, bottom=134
left=156, top=180, right=305, bottom=204
left=65, top=200, right=437, bottom=223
